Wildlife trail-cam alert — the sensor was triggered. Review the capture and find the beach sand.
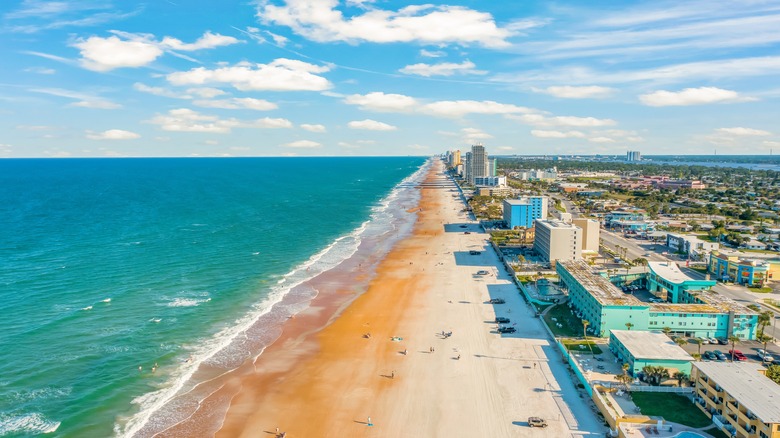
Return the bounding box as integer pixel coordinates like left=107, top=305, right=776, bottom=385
left=179, top=160, right=603, bottom=437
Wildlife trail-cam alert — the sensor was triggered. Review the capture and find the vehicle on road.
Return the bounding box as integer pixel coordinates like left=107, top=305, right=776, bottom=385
left=476, top=270, right=490, bottom=275
left=758, top=349, right=775, bottom=362
left=469, top=250, right=481, bottom=255
left=497, top=326, right=516, bottom=334
left=528, top=417, right=548, bottom=428
left=488, top=298, right=506, bottom=304
left=495, top=316, right=510, bottom=323
left=729, top=349, right=748, bottom=361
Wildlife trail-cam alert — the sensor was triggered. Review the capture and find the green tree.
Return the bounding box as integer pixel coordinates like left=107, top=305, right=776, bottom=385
left=758, top=311, right=773, bottom=338
left=729, top=335, right=740, bottom=361
left=673, top=371, right=688, bottom=387
left=695, top=338, right=704, bottom=357
left=582, top=319, right=594, bottom=355
left=766, top=365, right=780, bottom=384
left=625, top=322, right=634, bottom=331
left=662, top=327, right=672, bottom=337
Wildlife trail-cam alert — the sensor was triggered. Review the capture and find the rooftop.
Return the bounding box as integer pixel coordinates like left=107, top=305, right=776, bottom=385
left=611, top=330, right=693, bottom=362
left=558, top=260, right=645, bottom=306
left=536, top=219, right=578, bottom=229
left=648, top=262, right=695, bottom=285
left=694, top=362, right=780, bottom=424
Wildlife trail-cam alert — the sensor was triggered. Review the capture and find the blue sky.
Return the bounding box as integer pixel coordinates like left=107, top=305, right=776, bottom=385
left=1, top=0, right=779, bottom=158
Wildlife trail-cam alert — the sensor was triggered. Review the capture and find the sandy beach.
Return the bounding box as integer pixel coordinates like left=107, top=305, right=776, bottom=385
left=201, top=160, right=604, bottom=437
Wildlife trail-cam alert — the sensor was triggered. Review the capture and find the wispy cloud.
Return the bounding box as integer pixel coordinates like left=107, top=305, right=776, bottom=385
left=29, top=87, right=121, bottom=109
left=4, top=1, right=141, bottom=33
left=533, top=85, right=614, bottom=99
left=283, top=140, right=321, bottom=148
left=399, top=60, right=486, bottom=77
left=86, top=129, right=140, bottom=140
left=347, top=119, right=397, bottom=131
left=639, top=87, right=755, bottom=106
left=168, top=59, right=332, bottom=91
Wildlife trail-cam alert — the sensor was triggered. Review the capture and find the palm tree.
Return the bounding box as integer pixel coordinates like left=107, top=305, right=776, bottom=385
left=625, top=322, right=634, bottom=331
left=695, top=338, right=703, bottom=357
left=673, top=371, right=687, bottom=387
left=729, top=335, right=740, bottom=361
left=582, top=319, right=594, bottom=355
left=691, top=353, right=702, bottom=362
left=657, top=368, right=670, bottom=386
left=758, top=333, right=773, bottom=361
left=674, top=337, right=687, bottom=349
left=758, top=311, right=772, bottom=337
left=662, top=327, right=672, bottom=337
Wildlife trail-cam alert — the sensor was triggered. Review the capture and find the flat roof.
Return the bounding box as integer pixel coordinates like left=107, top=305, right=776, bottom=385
left=648, top=262, right=695, bottom=285
left=558, top=260, right=645, bottom=306
left=537, top=219, right=578, bottom=229
left=611, top=330, right=693, bottom=361
left=694, top=362, right=780, bottom=423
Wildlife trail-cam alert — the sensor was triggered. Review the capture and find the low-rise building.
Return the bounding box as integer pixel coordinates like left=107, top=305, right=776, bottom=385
left=708, top=251, right=779, bottom=286
left=692, top=362, right=780, bottom=438
left=609, top=330, right=693, bottom=377
left=557, top=260, right=758, bottom=339
left=534, top=220, right=581, bottom=263
left=473, top=176, right=506, bottom=187
left=666, top=233, right=719, bottom=259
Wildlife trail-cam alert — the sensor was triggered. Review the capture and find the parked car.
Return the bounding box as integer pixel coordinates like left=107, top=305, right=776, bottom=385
left=712, top=350, right=727, bottom=361
left=758, top=349, right=775, bottom=362
left=716, top=338, right=729, bottom=345
left=488, top=298, right=506, bottom=304
left=697, top=337, right=710, bottom=345
left=703, top=351, right=717, bottom=360
left=708, top=337, right=719, bottom=345
left=729, top=349, right=748, bottom=361
left=495, top=316, right=510, bottom=323
left=528, top=417, right=548, bottom=428
left=497, top=326, right=516, bottom=333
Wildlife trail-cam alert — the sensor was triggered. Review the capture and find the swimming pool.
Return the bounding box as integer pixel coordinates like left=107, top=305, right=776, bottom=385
left=671, top=431, right=709, bottom=438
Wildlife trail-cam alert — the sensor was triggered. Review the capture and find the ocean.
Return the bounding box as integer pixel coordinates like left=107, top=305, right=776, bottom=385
left=0, top=157, right=427, bottom=437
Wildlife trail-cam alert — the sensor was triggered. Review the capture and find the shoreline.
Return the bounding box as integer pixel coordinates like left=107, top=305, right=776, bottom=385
left=163, top=159, right=605, bottom=437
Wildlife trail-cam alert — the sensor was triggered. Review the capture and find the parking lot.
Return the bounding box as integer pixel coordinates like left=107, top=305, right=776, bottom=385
left=677, top=337, right=780, bottom=365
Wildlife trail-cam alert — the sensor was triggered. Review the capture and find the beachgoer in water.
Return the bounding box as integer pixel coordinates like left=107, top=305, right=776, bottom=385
left=138, top=366, right=142, bottom=372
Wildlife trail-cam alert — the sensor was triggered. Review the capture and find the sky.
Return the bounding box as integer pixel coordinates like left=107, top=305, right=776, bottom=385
left=1, top=0, right=780, bottom=158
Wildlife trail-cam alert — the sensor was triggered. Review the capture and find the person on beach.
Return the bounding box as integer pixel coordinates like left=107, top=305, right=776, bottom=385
left=403, top=349, right=407, bottom=355
left=391, top=370, right=395, bottom=379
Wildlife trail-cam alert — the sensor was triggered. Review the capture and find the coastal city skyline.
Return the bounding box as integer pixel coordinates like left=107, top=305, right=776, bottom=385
left=3, top=0, right=780, bottom=158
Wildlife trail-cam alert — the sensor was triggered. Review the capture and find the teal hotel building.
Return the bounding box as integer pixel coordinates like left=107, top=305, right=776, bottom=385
left=557, top=260, right=757, bottom=339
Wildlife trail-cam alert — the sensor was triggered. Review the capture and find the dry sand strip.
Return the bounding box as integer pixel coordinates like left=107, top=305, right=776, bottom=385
left=213, top=160, right=606, bottom=438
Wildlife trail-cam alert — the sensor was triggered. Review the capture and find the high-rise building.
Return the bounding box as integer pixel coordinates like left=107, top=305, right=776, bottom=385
left=572, top=219, right=600, bottom=252
left=463, top=152, right=472, bottom=183
left=469, top=143, right=489, bottom=184
left=503, top=196, right=548, bottom=229
left=626, top=151, right=642, bottom=162
left=533, top=220, right=581, bottom=262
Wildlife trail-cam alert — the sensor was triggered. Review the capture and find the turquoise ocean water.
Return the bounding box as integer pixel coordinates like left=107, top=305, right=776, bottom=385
left=0, top=157, right=427, bottom=437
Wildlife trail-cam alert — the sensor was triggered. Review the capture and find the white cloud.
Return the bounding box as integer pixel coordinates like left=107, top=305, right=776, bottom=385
left=300, top=124, right=326, bottom=132
left=134, top=83, right=191, bottom=99
left=186, top=87, right=226, bottom=98
left=71, top=99, right=121, bottom=109
left=531, top=130, right=586, bottom=138
left=147, top=109, right=240, bottom=133
left=284, top=140, right=321, bottom=148
left=510, top=114, right=615, bottom=128
left=535, top=85, right=614, bottom=99
left=763, top=141, right=780, bottom=147
left=497, top=146, right=514, bottom=151
left=167, top=59, right=332, bottom=91
left=588, top=136, right=616, bottom=143
left=347, top=119, right=397, bottom=131
left=421, top=100, right=533, bottom=118
left=343, top=92, right=418, bottom=112
left=248, top=117, right=293, bottom=129
left=192, top=97, right=277, bottom=111
left=24, top=66, right=56, bottom=74
left=86, top=129, right=140, bottom=140
left=715, top=127, right=771, bottom=136
left=258, top=0, right=514, bottom=48
left=73, top=35, right=163, bottom=71
left=399, top=60, right=486, bottom=77
left=462, top=127, right=492, bottom=142
left=420, top=49, right=446, bottom=58
left=639, top=87, right=753, bottom=106
left=160, top=32, right=241, bottom=51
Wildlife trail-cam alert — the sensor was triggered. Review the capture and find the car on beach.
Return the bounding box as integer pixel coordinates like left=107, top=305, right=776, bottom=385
left=488, top=298, right=506, bottom=304
left=528, top=417, right=548, bottom=428
left=497, top=326, right=516, bottom=333
left=495, top=317, right=510, bottom=323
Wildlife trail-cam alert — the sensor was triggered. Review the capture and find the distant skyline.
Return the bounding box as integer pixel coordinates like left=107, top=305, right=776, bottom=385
left=1, top=0, right=779, bottom=158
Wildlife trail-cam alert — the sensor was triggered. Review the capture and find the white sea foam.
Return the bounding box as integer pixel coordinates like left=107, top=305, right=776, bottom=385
left=117, top=159, right=431, bottom=438
left=102, top=298, right=111, bottom=303
left=0, top=412, right=61, bottom=435
left=81, top=306, right=92, bottom=311
left=165, top=298, right=210, bottom=308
